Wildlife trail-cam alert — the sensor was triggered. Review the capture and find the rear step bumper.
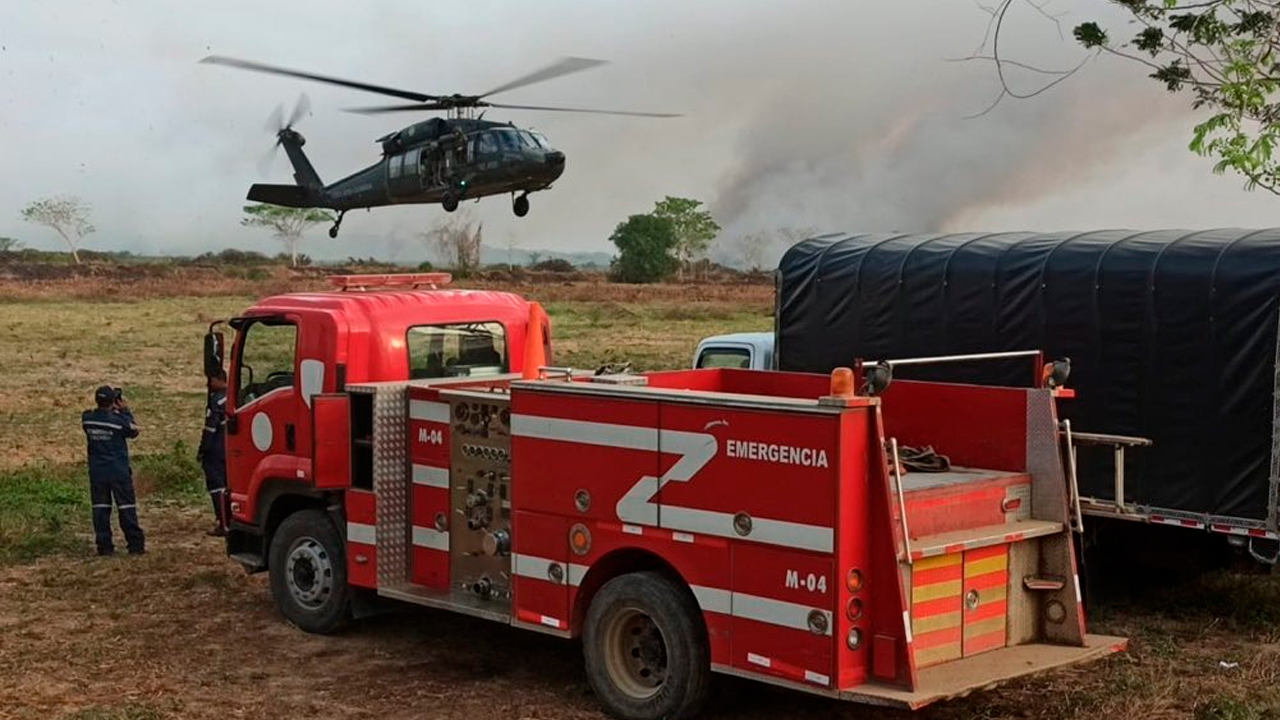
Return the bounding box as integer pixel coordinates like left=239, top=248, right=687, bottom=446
left=842, top=634, right=1128, bottom=709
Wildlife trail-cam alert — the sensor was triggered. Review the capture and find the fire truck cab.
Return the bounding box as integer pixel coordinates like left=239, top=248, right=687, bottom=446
left=207, top=274, right=1123, bottom=720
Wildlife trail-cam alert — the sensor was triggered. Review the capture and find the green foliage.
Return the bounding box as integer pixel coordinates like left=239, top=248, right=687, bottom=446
left=194, top=248, right=273, bottom=266
left=20, top=195, right=94, bottom=264
left=0, top=463, right=87, bottom=563
left=1071, top=1, right=1280, bottom=194
left=241, top=203, right=335, bottom=267
left=652, top=196, right=720, bottom=279
left=0, top=444, right=203, bottom=565
left=133, top=441, right=204, bottom=500
left=0, top=237, right=22, bottom=253
left=530, top=257, right=575, bottom=273
left=417, top=260, right=435, bottom=271
left=609, top=213, right=680, bottom=283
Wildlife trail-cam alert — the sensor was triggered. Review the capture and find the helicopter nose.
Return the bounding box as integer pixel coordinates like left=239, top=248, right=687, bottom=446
left=544, top=150, right=565, bottom=167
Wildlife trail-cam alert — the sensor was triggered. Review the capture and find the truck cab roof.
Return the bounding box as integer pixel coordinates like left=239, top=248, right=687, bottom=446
left=238, top=287, right=536, bottom=385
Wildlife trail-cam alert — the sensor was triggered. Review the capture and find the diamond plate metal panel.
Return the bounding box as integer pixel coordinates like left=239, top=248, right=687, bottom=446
left=361, top=383, right=409, bottom=587
left=1025, top=390, right=1068, bottom=525
left=1024, top=390, right=1083, bottom=645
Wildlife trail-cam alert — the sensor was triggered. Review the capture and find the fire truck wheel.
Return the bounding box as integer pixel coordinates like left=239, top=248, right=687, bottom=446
left=584, top=571, right=710, bottom=720
left=268, top=509, right=351, bottom=634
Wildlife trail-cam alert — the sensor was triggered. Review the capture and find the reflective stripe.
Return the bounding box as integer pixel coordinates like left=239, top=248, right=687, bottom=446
left=92, top=504, right=112, bottom=509
left=661, top=505, right=832, bottom=553
left=804, top=670, right=830, bottom=686
left=732, top=593, right=833, bottom=636
left=513, top=553, right=566, bottom=585
left=347, top=522, right=376, bottom=545
left=209, top=488, right=226, bottom=495
left=118, top=504, right=137, bottom=510
left=408, top=400, right=450, bottom=423
left=203, top=426, right=216, bottom=433
left=689, top=585, right=733, bottom=614
left=83, top=421, right=123, bottom=430
left=216, top=397, right=226, bottom=406
left=512, top=414, right=833, bottom=553
left=411, top=526, right=449, bottom=551
left=513, top=552, right=827, bottom=636
left=411, top=464, right=449, bottom=488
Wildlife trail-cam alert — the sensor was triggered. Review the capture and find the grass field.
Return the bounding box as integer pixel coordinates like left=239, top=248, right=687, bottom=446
left=3, top=275, right=1280, bottom=720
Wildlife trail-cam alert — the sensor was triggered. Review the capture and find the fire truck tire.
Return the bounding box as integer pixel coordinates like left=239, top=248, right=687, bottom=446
left=583, top=571, right=710, bottom=720
left=268, top=509, right=351, bottom=634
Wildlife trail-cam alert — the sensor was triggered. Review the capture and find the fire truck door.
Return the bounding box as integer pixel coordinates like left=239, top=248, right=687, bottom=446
left=227, top=316, right=302, bottom=514
left=909, top=544, right=1010, bottom=667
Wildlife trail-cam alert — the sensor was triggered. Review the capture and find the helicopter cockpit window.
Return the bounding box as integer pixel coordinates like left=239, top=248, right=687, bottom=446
left=404, top=147, right=421, bottom=176
left=389, top=154, right=403, bottom=179
left=494, top=129, right=522, bottom=151
left=531, top=131, right=551, bottom=149
left=476, top=132, right=497, bottom=155
left=518, top=131, right=539, bottom=148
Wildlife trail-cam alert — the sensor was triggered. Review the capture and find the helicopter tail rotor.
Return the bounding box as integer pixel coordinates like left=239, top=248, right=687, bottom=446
left=258, top=93, right=311, bottom=176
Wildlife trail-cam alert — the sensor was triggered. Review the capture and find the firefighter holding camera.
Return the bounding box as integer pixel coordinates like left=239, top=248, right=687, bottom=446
left=198, top=369, right=230, bottom=536
left=81, top=385, right=146, bottom=556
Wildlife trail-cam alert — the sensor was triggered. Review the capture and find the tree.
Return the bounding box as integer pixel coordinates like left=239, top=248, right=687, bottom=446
left=21, top=196, right=94, bottom=264
left=652, top=196, right=720, bottom=281
left=609, top=214, right=680, bottom=283
left=241, top=204, right=335, bottom=267
left=731, top=226, right=818, bottom=271
left=0, top=237, right=22, bottom=253
left=974, top=1, right=1280, bottom=195
left=421, top=209, right=483, bottom=274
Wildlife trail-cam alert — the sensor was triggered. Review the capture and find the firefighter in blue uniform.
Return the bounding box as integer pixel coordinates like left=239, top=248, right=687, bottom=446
left=82, top=385, right=146, bottom=556
left=197, top=369, right=229, bottom=536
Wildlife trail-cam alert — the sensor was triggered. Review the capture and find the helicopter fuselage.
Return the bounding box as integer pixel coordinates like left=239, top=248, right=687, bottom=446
left=325, top=123, right=564, bottom=210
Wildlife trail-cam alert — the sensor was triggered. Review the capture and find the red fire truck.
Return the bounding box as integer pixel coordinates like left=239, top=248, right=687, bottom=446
left=207, top=273, right=1124, bottom=720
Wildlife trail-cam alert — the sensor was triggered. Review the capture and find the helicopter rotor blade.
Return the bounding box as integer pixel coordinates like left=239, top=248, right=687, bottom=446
left=486, top=102, right=682, bottom=118
left=343, top=102, right=453, bottom=115
left=287, top=92, right=311, bottom=128
left=478, top=56, right=607, bottom=99
left=200, top=55, right=439, bottom=103
left=265, top=103, right=284, bottom=133
left=256, top=140, right=281, bottom=177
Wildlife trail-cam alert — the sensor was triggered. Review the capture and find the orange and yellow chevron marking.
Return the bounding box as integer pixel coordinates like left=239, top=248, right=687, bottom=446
left=962, top=544, right=1009, bottom=657
left=910, top=553, right=963, bottom=668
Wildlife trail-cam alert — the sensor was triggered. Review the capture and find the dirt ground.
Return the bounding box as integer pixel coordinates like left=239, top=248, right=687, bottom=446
left=2, top=504, right=1279, bottom=720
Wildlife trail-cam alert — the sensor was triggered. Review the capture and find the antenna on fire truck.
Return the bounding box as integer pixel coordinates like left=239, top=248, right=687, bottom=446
left=326, top=272, right=453, bottom=291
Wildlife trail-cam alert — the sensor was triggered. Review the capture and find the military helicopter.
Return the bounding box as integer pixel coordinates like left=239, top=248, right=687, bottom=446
left=200, top=55, right=679, bottom=238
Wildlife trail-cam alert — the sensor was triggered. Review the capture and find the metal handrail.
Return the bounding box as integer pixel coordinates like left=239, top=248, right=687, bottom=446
left=870, top=349, right=1047, bottom=388
left=879, top=350, right=1042, bottom=367
left=1060, top=420, right=1085, bottom=533
left=890, top=438, right=913, bottom=564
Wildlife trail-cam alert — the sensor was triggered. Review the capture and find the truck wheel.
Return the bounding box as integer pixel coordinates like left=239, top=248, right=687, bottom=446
left=268, top=509, right=351, bottom=634
left=584, top=571, right=710, bottom=720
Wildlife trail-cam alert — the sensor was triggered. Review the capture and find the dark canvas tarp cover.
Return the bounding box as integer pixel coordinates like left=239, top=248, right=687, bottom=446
left=777, top=230, right=1280, bottom=525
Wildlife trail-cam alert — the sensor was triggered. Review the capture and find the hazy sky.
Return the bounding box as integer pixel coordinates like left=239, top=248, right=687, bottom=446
left=2, top=1, right=1277, bottom=263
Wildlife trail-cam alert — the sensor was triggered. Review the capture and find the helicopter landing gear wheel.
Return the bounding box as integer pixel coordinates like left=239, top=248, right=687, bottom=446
left=513, top=193, right=530, bottom=218
left=442, top=193, right=460, bottom=213
left=328, top=210, right=345, bottom=239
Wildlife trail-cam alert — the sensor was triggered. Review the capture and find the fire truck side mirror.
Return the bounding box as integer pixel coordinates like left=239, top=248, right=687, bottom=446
left=204, top=324, right=225, bottom=378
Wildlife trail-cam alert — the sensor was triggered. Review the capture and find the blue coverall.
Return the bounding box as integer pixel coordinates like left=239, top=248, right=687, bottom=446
left=81, top=407, right=146, bottom=554
left=198, top=389, right=228, bottom=527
